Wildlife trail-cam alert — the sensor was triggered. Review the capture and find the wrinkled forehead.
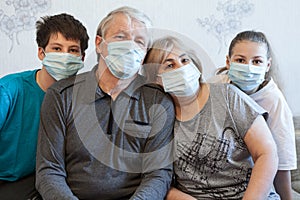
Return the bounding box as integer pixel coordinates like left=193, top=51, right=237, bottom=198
left=104, top=13, right=150, bottom=42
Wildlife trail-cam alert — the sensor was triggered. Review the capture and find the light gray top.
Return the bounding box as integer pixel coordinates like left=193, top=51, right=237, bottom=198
left=174, top=83, right=269, bottom=199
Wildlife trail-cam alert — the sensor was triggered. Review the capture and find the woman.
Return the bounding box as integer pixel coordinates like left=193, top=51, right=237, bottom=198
left=142, top=36, right=279, bottom=199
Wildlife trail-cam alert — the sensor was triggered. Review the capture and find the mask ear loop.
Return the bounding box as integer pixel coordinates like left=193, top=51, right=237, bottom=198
left=98, top=38, right=108, bottom=61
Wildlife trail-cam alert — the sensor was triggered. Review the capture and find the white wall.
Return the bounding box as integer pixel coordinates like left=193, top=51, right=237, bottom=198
left=0, top=0, right=299, bottom=116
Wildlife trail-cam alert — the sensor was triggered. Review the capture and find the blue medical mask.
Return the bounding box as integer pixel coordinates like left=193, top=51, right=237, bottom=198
left=42, top=52, right=84, bottom=81
left=101, top=40, right=146, bottom=79
left=228, top=62, right=267, bottom=92
left=159, top=62, right=201, bottom=97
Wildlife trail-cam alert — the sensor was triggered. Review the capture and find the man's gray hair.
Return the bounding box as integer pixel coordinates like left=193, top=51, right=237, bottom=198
left=96, top=6, right=152, bottom=42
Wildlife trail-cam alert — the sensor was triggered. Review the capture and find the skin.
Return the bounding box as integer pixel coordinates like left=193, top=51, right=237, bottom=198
left=157, top=48, right=278, bottom=200
left=227, top=41, right=293, bottom=200
left=36, top=32, right=83, bottom=91
left=95, top=13, right=148, bottom=100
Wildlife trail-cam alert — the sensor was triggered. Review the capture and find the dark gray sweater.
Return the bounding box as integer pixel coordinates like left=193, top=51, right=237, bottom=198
left=36, top=67, right=175, bottom=200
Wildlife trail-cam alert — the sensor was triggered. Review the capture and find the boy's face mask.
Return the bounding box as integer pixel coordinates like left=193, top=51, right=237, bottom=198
left=42, top=52, right=84, bottom=81
left=228, top=62, right=267, bottom=93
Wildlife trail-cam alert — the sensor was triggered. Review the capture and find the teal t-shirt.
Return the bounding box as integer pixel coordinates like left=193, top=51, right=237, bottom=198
left=0, top=70, right=45, bottom=181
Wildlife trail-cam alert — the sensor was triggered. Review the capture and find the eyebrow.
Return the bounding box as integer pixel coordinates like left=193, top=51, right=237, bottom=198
left=48, top=43, right=80, bottom=48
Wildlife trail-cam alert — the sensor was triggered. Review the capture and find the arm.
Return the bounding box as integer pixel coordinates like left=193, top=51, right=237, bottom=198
left=274, top=170, right=293, bottom=200
left=243, top=115, right=278, bottom=200
left=166, top=187, right=197, bottom=200
left=0, top=85, right=10, bottom=130
left=36, top=88, right=78, bottom=200
left=130, top=94, right=175, bottom=200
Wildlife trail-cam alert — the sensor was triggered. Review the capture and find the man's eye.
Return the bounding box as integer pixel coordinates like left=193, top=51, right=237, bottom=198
left=114, top=35, right=125, bottom=40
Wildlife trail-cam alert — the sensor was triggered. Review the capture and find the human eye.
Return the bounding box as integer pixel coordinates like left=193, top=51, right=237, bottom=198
left=234, top=58, right=245, bottom=63
left=163, top=62, right=175, bottom=71
left=252, top=59, right=263, bottom=65
left=52, top=46, right=61, bottom=52
left=113, top=34, right=126, bottom=41
left=135, top=39, right=146, bottom=48
left=69, top=48, right=81, bottom=55
left=182, top=57, right=190, bottom=64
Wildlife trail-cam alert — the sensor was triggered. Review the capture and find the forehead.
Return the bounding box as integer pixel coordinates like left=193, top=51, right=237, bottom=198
left=105, top=13, right=148, bottom=36
left=164, top=47, right=187, bottom=59
left=48, top=32, right=80, bottom=47
left=232, top=41, right=268, bottom=56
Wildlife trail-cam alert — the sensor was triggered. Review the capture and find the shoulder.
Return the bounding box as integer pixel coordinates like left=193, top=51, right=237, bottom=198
left=0, top=70, right=37, bottom=84
left=48, top=71, right=90, bottom=94
left=0, top=70, right=38, bottom=93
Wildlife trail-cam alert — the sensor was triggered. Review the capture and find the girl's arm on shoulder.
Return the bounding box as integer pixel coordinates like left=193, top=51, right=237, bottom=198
left=243, top=115, right=278, bottom=200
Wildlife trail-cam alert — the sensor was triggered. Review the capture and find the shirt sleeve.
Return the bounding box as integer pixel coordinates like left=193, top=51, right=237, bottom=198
left=35, top=87, right=78, bottom=200
left=0, top=85, right=10, bottom=131
left=226, top=84, right=268, bottom=139
left=130, top=91, right=175, bottom=200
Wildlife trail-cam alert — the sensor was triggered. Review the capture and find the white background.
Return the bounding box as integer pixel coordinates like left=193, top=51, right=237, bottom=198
left=0, top=0, right=299, bottom=116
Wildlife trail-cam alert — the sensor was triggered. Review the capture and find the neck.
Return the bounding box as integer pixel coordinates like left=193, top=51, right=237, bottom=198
left=36, top=67, right=56, bottom=92
left=173, top=83, right=209, bottom=121
left=96, top=65, right=136, bottom=100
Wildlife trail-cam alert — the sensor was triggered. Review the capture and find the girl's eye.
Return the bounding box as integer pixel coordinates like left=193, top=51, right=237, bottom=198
left=252, top=60, right=263, bottom=65
left=235, top=58, right=245, bottom=63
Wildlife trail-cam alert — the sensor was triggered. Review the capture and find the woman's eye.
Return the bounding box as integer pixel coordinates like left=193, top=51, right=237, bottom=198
left=182, top=58, right=190, bottom=64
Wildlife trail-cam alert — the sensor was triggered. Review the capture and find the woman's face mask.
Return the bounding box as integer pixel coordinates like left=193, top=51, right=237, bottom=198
left=158, top=62, right=201, bottom=97
left=100, top=40, right=146, bottom=79
left=42, top=52, right=84, bottom=81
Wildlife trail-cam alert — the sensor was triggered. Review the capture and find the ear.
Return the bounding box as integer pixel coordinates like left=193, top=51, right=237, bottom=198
left=38, top=47, right=45, bottom=61
left=266, top=58, right=272, bottom=72
left=225, top=55, right=231, bottom=69
left=95, top=35, right=103, bottom=54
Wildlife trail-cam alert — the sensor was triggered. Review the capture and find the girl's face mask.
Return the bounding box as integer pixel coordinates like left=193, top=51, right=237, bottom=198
left=228, top=62, right=267, bottom=93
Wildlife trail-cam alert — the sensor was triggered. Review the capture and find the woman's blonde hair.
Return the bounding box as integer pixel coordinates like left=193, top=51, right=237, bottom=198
left=143, top=36, right=203, bottom=83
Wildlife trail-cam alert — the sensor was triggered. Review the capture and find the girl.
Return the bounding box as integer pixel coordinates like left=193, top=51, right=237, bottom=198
left=214, top=30, right=296, bottom=200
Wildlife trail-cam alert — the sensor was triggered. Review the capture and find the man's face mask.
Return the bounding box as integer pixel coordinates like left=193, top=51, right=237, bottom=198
left=228, top=62, right=267, bottom=93
left=42, top=52, right=84, bottom=81
left=100, top=40, right=146, bottom=79
left=159, top=62, right=201, bottom=97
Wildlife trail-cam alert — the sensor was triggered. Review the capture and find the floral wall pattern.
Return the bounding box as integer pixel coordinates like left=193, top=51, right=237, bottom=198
left=197, top=0, right=254, bottom=53
left=0, top=0, right=51, bottom=52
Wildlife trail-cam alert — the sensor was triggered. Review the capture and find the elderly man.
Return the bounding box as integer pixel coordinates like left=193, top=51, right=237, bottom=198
left=36, top=6, right=175, bottom=200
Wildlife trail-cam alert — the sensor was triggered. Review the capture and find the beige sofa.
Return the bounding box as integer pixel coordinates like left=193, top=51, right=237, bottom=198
left=292, top=129, right=300, bottom=199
